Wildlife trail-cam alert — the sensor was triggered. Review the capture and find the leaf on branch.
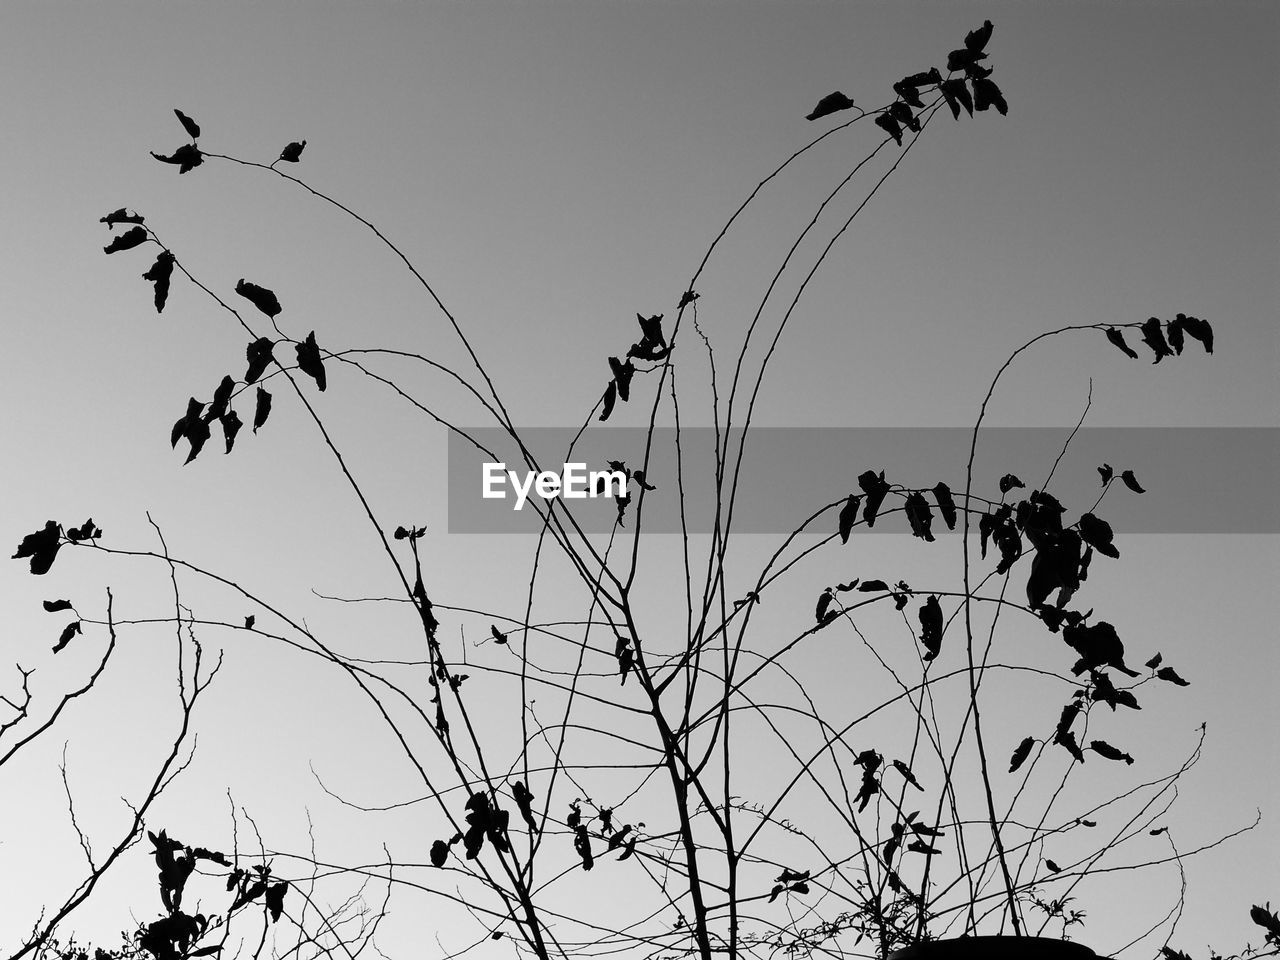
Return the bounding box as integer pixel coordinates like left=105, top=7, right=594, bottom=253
left=1053, top=703, right=1085, bottom=763
left=171, top=397, right=211, bottom=464
left=893, top=78, right=925, bottom=109
left=13, top=521, right=62, bottom=575
left=231, top=880, right=267, bottom=912
left=296, top=331, right=327, bottom=391
left=244, top=338, right=275, bottom=384
left=837, top=494, right=859, bottom=543
left=221, top=410, right=243, bottom=454
left=573, top=824, right=594, bottom=870
left=490, top=625, right=508, bottom=645
left=53, top=620, right=82, bottom=653
left=1089, top=740, right=1134, bottom=765
left=857, top=579, right=889, bottom=592
left=1178, top=313, right=1214, bottom=354
left=966, top=19, right=994, bottom=54
left=903, top=492, right=935, bottom=541
left=264, top=881, right=287, bottom=923
left=513, top=780, right=537, bottom=833
left=1119, top=469, right=1145, bottom=494
left=1044, top=858, right=1062, bottom=874
left=893, top=758, right=923, bottom=790
left=174, top=109, right=201, bottom=140
left=142, top=251, right=175, bottom=312
left=1090, top=669, right=1141, bottom=711
left=279, top=140, right=306, bottom=163
left=100, top=207, right=145, bottom=228
left=1009, top=736, right=1035, bottom=773
left=874, top=111, right=903, bottom=146
left=858, top=470, right=890, bottom=527
left=1104, top=327, right=1139, bottom=359
left=607, top=356, right=634, bottom=402
left=938, top=78, right=973, bottom=120
left=1077, top=512, right=1119, bottom=559
left=43, top=599, right=73, bottom=612
left=151, top=144, right=203, bottom=174
left=253, top=386, right=272, bottom=432
left=918, top=595, right=942, bottom=662
left=430, top=839, right=449, bottom=867
left=599, top=380, right=617, bottom=421
left=806, top=91, right=856, bottom=121
left=1140, top=317, right=1173, bottom=363
left=1251, top=903, right=1280, bottom=942
left=932, top=482, right=957, bottom=530
left=207, top=375, right=236, bottom=421
left=1098, top=463, right=1114, bottom=485
left=1160, top=947, right=1193, bottom=960
left=815, top=589, right=836, bottom=625
left=1157, top=666, right=1190, bottom=687
left=235, top=279, right=283, bottom=318
left=1064, top=620, right=1140, bottom=677
left=1145, top=651, right=1163, bottom=670
left=888, top=100, right=920, bottom=132
left=999, top=473, right=1024, bottom=495
left=971, top=77, right=1008, bottom=115
left=104, top=226, right=150, bottom=254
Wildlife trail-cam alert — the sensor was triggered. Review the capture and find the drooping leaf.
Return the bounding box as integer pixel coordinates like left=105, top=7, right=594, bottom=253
left=253, top=386, right=272, bottom=432
left=815, top=590, right=835, bottom=625
left=965, top=20, right=994, bottom=53
left=893, top=758, right=923, bottom=790
left=1090, top=669, right=1141, bottom=711
left=939, top=78, right=973, bottom=119
left=264, top=881, right=287, bottom=923
left=607, top=356, right=634, bottom=402
left=903, top=492, right=935, bottom=541
left=13, top=521, right=62, bottom=575
left=806, top=91, right=856, bottom=122
left=918, top=595, right=942, bottom=662
left=43, top=599, right=73, bottom=613
left=104, top=226, right=150, bottom=254
left=208, top=375, right=236, bottom=421
left=235, top=279, right=282, bottom=318
left=573, top=825, right=594, bottom=871
left=1077, top=512, right=1119, bottom=559
left=858, top=470, right=891, bottom=527
left=971, top=77, right=1007, bottom=115
left=888, top=100, right=920, bottom=133
left=512, top=780, right=537, bottom=833
left=100, top=208, right=145, bottom=228
left=279, top=140, right=306, bottom=163
left=174, top=109, right=201, bottom=140
left=53, top=620, right=82, bottom=653
left=151, top=144, right=203, bottom=174
left=999, top=473, right=1024, bottom=495
left=893, top=79, right=925, bottom=110
left=1166, top=314, right=1186, bottom=354
left=932, top=482, right=957, bottom=530
left=874, top=111, right=903, bottom=146
left=1178, top=314, right=1214, bottom=354
left=1105, top=327, right=1139, bottom=359
left=490, top=625, right=508, bottom=645
left=1009, top=736, right=1035, bottom=773
left=599, top=380, right=617, bottom=422
left=245, top=338, right=275, bottom=384
left=430, top=839, right=449, bottom=867
left=1089, top=740, right=1134, bottom=765
left=1156, top=666, right=1190, bottom=687
left=1119, top=469, right=1146, bottom=494
left=221, top=411, right=243, bottom=454
left=142, top=251, right=175, bottom=312
left=1140, top=317, right=1173, bottom=363
left=1063, top=620, right=1140, bottom=677
left=838, top=494, right=860, bottom=544
left=296, top=331, right=327, bottom=391
left=1098, top=463, right=1114, bottom=485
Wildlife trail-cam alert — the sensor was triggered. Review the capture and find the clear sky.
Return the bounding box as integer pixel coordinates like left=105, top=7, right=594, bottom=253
left=1, top=3, right=1276, bottom=959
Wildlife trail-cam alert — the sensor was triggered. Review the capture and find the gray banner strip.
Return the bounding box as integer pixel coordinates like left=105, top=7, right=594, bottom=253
left=446, top=427, right=1277, bottom=535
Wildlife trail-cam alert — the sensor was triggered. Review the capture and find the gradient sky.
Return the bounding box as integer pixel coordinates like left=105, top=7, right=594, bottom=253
left=1, top=3, right=1276, bottom=959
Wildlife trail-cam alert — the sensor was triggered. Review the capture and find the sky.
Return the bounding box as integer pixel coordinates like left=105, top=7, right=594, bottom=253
left=0, top=2, right=1276, bottom=959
